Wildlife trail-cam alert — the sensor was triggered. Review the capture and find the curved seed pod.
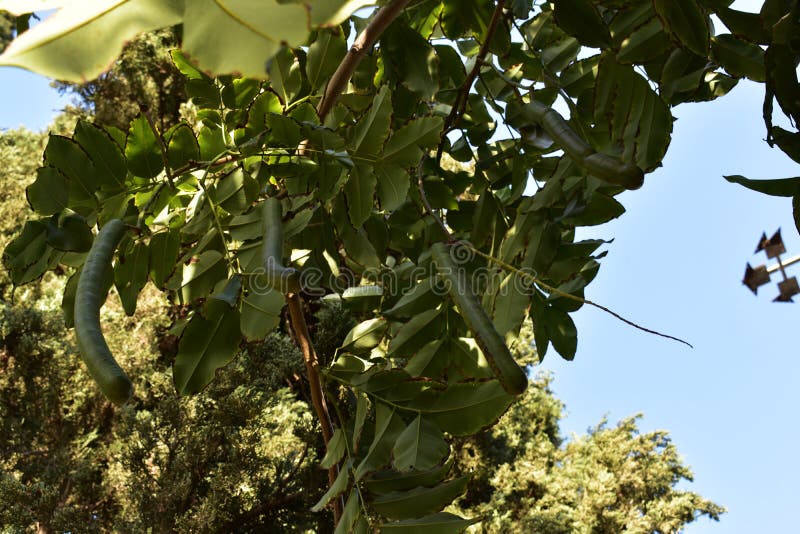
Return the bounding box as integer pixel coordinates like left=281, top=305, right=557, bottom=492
left=261, top=197, right=301, bottom=294
left=525, top=101, right=644, bottom=190
left=74, top=218, right=133, bottom=405
left=431, top=242, right=528, bottom=395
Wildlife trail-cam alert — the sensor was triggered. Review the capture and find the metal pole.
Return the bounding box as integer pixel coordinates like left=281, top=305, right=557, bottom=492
left=767, top=254, right=800, bottom=274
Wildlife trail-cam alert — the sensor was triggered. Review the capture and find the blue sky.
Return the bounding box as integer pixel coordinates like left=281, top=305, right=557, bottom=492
left=1, top=1, right=798, bottom=532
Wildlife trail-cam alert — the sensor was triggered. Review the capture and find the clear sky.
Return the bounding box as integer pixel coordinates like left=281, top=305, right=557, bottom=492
left=1, top=1, right=797, bottom=532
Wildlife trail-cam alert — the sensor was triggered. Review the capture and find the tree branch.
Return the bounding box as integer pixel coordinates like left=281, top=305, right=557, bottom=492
left=438, top=0, right=507, bottom=160
left=317, top=0, right=412, bottom=121
left=286, top=293, right=343, bottom=521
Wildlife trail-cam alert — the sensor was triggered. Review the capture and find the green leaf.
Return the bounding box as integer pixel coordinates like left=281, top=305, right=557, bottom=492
left=392, top=416, right=449, bottom=472
left=365, top=459, right=454, bottom=495
left=171, top=49, right=211, bottom=81
left=553, top=0, right=610, bottom=48
left=387, top=308, right=444, bottom=358
left=307, top=28, right=347, bottom=91
left=793, top=196, right=800, bottom=237
left=312, top=459, right=352, bottom=512
left=379, top=513, right=481, bottom=533
left=405, top=381, right=514, bottom=436
left=616, top=18, right=670, bottom=64
left=211, top=169, right=257, bottom=215
left=440, top=0, right=493, bottom=39
left=382, top=117, right=444, bottom=168
left=209, top=275, right=241, bottom=307
left=46, top=215, right=93, bottom=252
left=724, top=174, right=800, bottom=197
left=268, top=46, right=302, bottom=105
left=341, top=318, right=388, bottom=354
left=355, top=403, right=405, bottom=480
left=711, top=34, right=766, bottom=82
left=174, top=299, right=242, bottom=395
left=371, top=477, right=469, bottom=520
left=351, top=393, right=370, bottom=452
left=114, top=241, right=149, bottom=316
left=0, top=0, right=183, bottom=82
left=197, top=124, right=227, bottom=160
left=3, top=220, right=56, bottom=285
left=26, top=167, right=69, bottom=216
left=335, top=490, right=362, bottom=534
left=546, top=307, right=578, bottom=361
left=594, top=57, right=672, bottom=173
left=320, top=428, right=346, bottom=469
left=44, top=135, right=98, bottom=208
left=240, top=285, right=284, bottom=341
left=384, top=277, right=439, bottom=319
left=167, top=123, right=200, bottom=170
left=148, top=231, right=180, bottom=288
left=125, top=115, right=164, bottom=179
left=345, top=165, right=377, bottom=228
left=380, top=20, right=439, bottom=99
left=74, top=120, right=127, bottom=191
left=491, top=273, right=530, bottom=341
left=716, top=7, right=770, bottom=44
left=376, top=164, right=410, bottom=212
left=167, top=250, right=227, bottom=302
left=653, top=0, right=710, bottom=56
left=350, top=85, right=393, bottom=159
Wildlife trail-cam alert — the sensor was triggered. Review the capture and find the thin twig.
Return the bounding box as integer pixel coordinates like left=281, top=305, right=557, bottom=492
left=317, top=0, right=412, bottom=121
left=438, top=0, right=507, bottom=162
left=467, top=245, right=694, bottom=348
left=286, top=293, right=344, bottom=521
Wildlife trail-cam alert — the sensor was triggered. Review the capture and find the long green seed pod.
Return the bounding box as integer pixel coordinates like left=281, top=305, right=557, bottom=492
left=525, top=101, right=644, bottom=190
left=74, top=218, right=133, bottom=406
left=261, top=197, right=301, bottom=294
left=431, top=242, right=528, bottom=395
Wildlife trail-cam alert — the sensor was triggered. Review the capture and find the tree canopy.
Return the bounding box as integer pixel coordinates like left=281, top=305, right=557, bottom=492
left=0, top=0, right=796, bottom=529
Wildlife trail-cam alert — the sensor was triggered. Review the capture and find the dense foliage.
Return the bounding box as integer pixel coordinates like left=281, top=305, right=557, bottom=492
left=0, top=0, right=796, bottom=529
left=0, top=128, right=723, bottom=531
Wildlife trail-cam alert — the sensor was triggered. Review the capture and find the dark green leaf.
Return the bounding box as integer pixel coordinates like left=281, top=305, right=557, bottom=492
left=405, top=381, right=514, bottom=436
left=392, top=416, right=449, bottom=472
left=174, top=299, right=242, bottom=395
left=167, top=123, right=200, bottom=170
left=387, top=308, right=444, bottom=357
left=148, top=232, right=180, bottom=288
left=546, top=307, right=578, bottom=361
left=724, top=174, right=800, bottom=197
left=307, top=28, right=347, bottom=91
left=712, top=34, right=766, bottom=82
left=371, top=476, right=469, bottom=520
left=240, top=285, right=284, bottom=341
left=341, top=318, right=388, bottom=354
left=553, top=0, right=611, bottom=48
left=125, top=115, right=164, bottom=179
left=114, top=241, right=149, bottom=316
left=379, top=513, right=481, bottom=533
left=26, top=167, right=69, bottom=216
left=46, top=214, right=93, bottom=252
left=653, top=0, right=710, bottom=56
left=320, top=428, right=346, bottom=469
left=74, top=120, right=127, bottom=191
left=312, top=459, right=351, bottom=512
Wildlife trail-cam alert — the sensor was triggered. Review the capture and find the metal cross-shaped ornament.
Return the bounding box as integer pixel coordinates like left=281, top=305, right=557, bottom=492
left=742, top=229, right=800, bottom=302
